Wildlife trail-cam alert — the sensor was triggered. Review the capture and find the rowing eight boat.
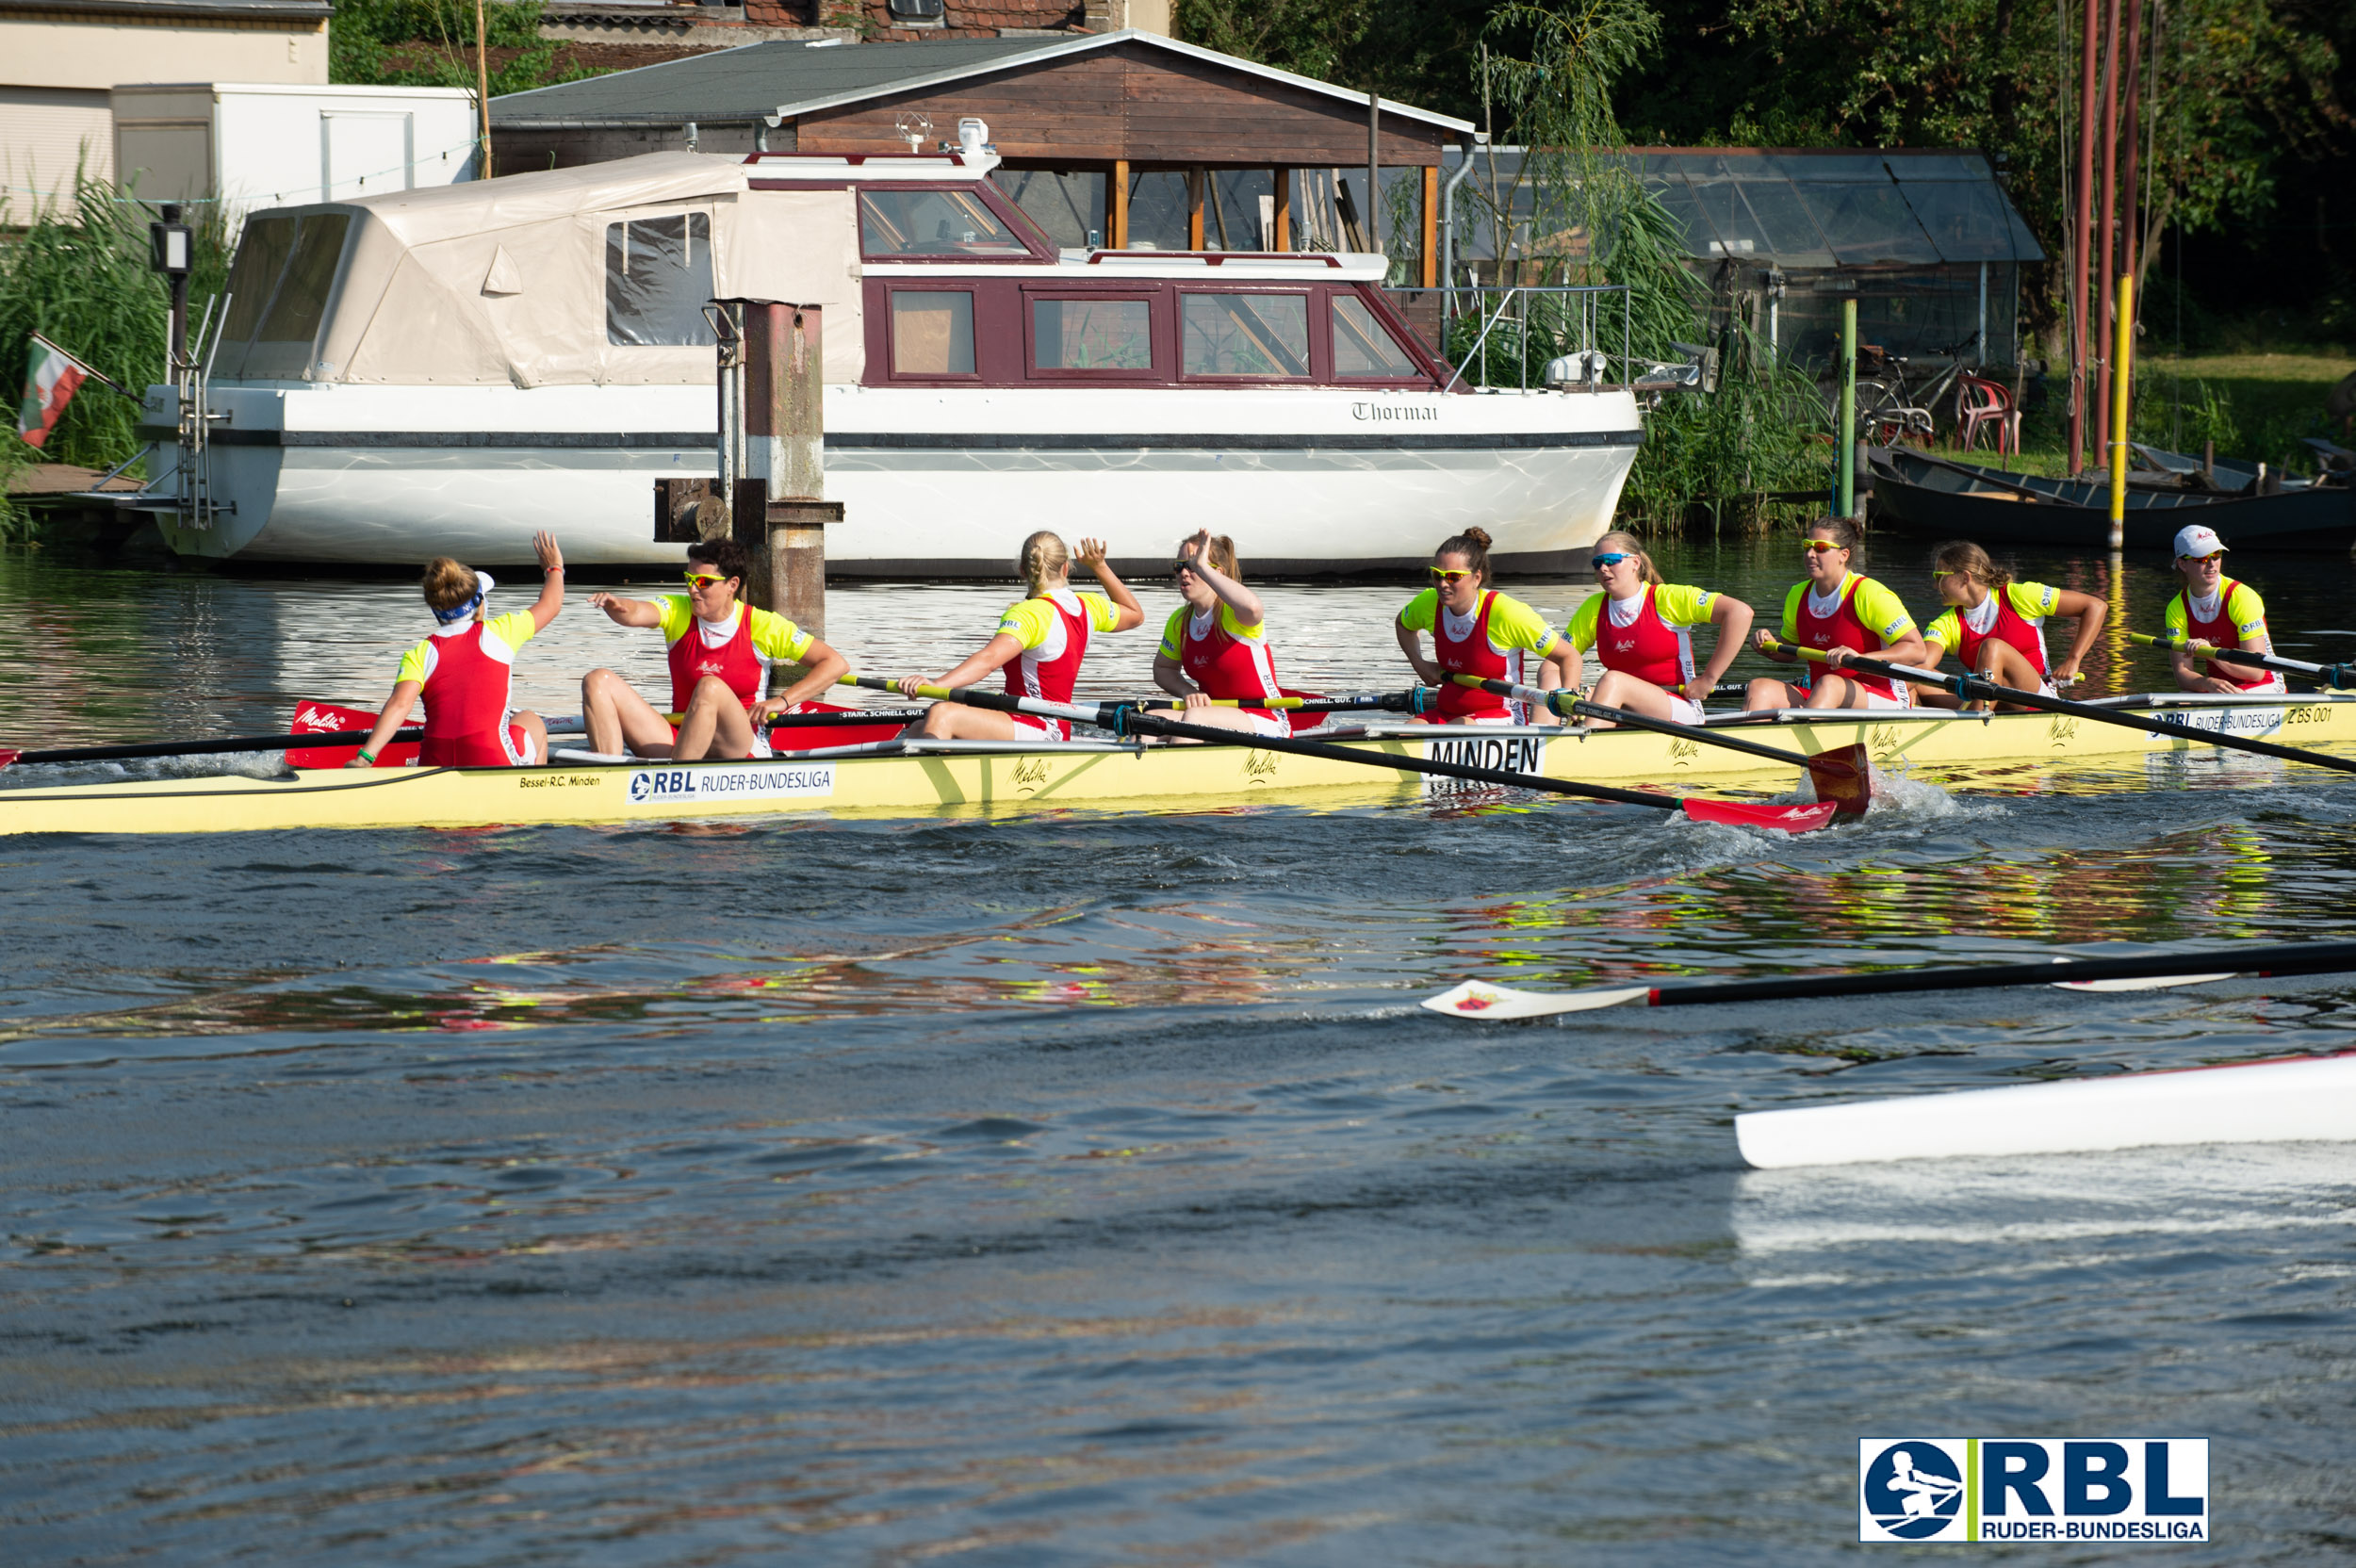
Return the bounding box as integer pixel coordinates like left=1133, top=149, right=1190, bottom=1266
left=5, top=692, right=2353, bottom=835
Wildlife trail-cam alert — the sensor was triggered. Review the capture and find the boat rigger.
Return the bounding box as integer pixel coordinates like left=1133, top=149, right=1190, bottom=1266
left=5, top=693, right=2355, bottom=837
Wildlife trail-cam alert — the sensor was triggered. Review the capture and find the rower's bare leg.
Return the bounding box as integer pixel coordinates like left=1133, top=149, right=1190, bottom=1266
left=1744, top=677, right=1807, bottom=712
left=1806, top=674, right=1873, bottom=710
left=581, top=668, right=677, bottom=758
left=674, top=677, right=757, bottom=760
left=511, top=710, right=549, bottom=764
left=1973, top=640, right=2048, bottom=711
left=1159, top=705, right=1277, bottom=742
left=1587, top=671, right=1686, bottom=727
left=899, top=703, right=1034, bottom=743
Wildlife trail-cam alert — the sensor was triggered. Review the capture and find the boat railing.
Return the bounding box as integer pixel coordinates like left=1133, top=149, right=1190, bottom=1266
left=1436, top=283, right=1632, bottom=394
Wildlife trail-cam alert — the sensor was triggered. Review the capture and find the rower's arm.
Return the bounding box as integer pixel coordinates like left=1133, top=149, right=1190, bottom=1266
left=347, top=679, right=422, bottom=768
left=1075, top=537, right=1146, bottom=631
left=926, top=633, right=1027, bottom=693
left=763, top=636, right=851, bottom=712
left=525, top=531, right=565, bottom=632
left=1696, top=596, right=1755, bottom=690
left=2050, top=588, right=2107, bottom=681
left=1395, top=617, right=1443, bottom=685
left=1152, top=651, right=1193, bottom=697
left=587, top=593, right=662, bottom=629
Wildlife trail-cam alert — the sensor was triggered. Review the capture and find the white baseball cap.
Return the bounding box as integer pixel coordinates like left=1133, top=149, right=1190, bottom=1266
left=2173, top=524, right=2226, bottom=559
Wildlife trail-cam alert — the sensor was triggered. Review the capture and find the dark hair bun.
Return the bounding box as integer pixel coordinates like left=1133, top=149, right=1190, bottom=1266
left=1462, top=527, right=1495, bottom=549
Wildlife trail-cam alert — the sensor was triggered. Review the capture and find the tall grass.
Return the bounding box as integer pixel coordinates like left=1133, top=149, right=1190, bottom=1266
left=1, top=173, right=230, bottom=535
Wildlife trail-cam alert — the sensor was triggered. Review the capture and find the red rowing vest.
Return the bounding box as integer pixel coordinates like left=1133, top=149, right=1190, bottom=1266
left=417, top=623, right=518, bottom=767
left=2173, top=580, right=2272, bottom=692
left=1006, top=590, right=1090, bottom=707
left=667, top=604, right=765, bottom=714
left=1176, top=607, right=1283, bottom=701
left=1951, top=588, right=2049, bottom=680
left=1432, top=591, right=1522, bottom=722
left=1595, top=584, right=1691, bottom=690
left=1794, top=575, right=1900, bottom=701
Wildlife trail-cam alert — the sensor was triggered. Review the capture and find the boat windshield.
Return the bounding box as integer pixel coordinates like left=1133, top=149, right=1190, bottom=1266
left=859, top=188, right=1031, bottom=258
left=216, top=212, right=351, bottom=379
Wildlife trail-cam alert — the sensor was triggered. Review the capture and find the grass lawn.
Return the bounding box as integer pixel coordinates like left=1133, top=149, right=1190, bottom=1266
left=2010, top=347, right=2355, bottom=477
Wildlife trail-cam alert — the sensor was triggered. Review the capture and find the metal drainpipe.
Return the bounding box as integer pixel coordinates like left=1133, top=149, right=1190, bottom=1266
left=1440, top=133, right=1482, bottom=319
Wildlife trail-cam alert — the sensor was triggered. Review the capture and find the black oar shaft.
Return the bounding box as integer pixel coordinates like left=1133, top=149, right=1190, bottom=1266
left=1453, top=676, right=1819, bottom=771
left=1805, top=648, right=2356, bottom=776
left=8, top=727, right=419, bottom=766
left=1646, top=939, right=2356, bottom=1007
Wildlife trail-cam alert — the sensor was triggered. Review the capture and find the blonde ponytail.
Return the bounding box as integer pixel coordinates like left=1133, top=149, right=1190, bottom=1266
left=1017, top=531, right=1071, bottom=596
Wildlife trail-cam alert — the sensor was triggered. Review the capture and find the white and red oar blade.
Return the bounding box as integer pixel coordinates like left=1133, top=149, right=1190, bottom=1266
left=0, top=747, right=17, bottom=772
left=1679, top=797, right=1841, bottom=834
left=2053, top=972, right=2241, bottom=992
left=289, top=700, right=412, bottom=769
left=1421, top=980, right=1653, bottom=1020
left=1736, top=1052, right=2356, bottom=1168
left=1805, top=742, right=1873, bottom=819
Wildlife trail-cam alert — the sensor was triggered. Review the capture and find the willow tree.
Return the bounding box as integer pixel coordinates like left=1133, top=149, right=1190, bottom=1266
left=1470, top=0, right=1830, bottom=531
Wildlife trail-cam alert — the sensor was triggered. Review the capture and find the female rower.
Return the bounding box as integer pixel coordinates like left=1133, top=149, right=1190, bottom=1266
left=1915, top=540, right=2107, bottom=710
left=579, top=538, right=851, bottom=761
left=349, top=531, right=565, bottom=769
left=896, top=531, right=1144, bottom=740
left=2162, top=523, right=2284, bottom=694
left=1152, top=530, right=1298, bottom=737
left=1744, top=518, right=1929, bottom=711
left=1564, top=531, right=1752, bottom=727
left=1394, top=526, right=1577, bottom=724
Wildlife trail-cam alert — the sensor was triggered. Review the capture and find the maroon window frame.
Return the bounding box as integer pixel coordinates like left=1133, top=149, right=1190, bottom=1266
left=876, top=286, right=982, bottom=384
left=1173, top=288, right=1316, bottom=385
left=1021, top=286, right=1164, bottom=383
left=854, top=183, right=1056, bottom=264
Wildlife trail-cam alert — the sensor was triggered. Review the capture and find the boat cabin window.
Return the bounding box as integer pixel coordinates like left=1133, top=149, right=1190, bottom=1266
left=605, top=213, right=715, bottom=347
left=217, top=212, right=351, bottom=379
left=1029, top=297, right=1153, bottom=374
left=891, top=290, right=976, bottom=376
left=860, top=188, right=1030, bottom=258
left=1180, top=292, right=1309, bottom=380
left=1331, top=293, right=1419, bottom=378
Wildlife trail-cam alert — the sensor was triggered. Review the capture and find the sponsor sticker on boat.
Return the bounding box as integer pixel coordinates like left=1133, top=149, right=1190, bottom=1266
left=627, top=764, right=835, bottom=804
left=2163, top=704, right=2285, bottom=738
left=1858, top=1438, right=2208, bottom=1544
left=1421, top=734, right=1545, bottom=792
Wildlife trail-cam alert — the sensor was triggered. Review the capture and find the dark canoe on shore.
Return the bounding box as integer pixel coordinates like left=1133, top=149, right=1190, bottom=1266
left=1866, top=446, right=2356, bottom=549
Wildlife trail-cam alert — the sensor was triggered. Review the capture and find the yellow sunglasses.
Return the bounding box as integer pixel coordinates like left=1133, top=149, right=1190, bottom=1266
left=1802, top=539, right=1846, bottom=552
left=1429, top=566, right=1475, bottom=582
left=684, top=570, right=729, bottom=589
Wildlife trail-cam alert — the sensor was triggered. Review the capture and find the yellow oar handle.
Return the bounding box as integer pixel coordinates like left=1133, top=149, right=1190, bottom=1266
left=2131, top=631, right=2214, bottom=655
left=1757, top=636, right=1833, bottom=663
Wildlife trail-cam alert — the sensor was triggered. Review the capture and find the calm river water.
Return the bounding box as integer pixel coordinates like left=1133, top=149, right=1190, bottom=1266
left=3, top=535, right=2354, bottom=1564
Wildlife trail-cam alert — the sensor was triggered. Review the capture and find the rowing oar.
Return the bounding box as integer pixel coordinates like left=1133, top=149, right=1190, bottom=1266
left=1450, top=675, right=1873, bottom=819
left=1133, top=690, right=1435, bottom=714
left=845, top=677, right=1841, bottom=833
left=1759, top=637, right=2356, bottom=776
left=2130, top=631, right=2355, bottom=692
left=0, top=727, right=423, bottom=771
left=1423, top=938, right=2356, bottom=1020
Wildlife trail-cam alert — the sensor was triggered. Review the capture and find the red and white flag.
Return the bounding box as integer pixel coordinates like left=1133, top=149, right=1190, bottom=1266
left=17, top=334, right=91, bottom=450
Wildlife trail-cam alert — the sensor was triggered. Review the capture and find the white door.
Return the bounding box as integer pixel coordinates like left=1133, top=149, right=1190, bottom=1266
left=320, top=111, right=413, bottom=202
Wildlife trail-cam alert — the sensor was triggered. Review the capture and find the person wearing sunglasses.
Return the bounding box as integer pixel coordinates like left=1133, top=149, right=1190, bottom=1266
left=579, top=537, right=849, bottom=760
left=2161, top=524, right=2282, bottom=694
left=1914, top=539, right=2107, bottom=710
left=1744, top=518, right=1928, bottom=711
left=347, top=531, right=567, bottom=770
left=896, top=531, right=1144, bottom=741
left=1394, top=527, right=1577, bottom=724
left=1562, top=531, right=1753, bottom=727
left=1152, top=530, right=1305, bottom=737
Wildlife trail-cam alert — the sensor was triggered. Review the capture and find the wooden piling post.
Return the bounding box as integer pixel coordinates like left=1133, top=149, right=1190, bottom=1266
left=1838, top=298, right=1857, bottom=522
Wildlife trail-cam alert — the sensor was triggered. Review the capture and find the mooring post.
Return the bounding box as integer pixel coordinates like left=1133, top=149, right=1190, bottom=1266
left=2107, top=274, right=2132, bottom=551
left=1838, top=298, right=1857, bottom=522
left=739, top=301, right=841, bottom=638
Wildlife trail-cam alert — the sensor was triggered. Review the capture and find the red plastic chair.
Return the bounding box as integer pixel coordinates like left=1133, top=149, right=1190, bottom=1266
left=1957, top=375, right=2019, bottom=458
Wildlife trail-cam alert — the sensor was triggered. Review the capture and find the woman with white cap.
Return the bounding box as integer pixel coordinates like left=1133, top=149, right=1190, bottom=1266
left=348, top=531, right=566, bottom=769
left=2162, top=523, right=2283, bottom=694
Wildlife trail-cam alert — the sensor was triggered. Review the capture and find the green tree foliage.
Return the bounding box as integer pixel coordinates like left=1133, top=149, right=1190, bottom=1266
left=331, top=0, right=582, bottom=97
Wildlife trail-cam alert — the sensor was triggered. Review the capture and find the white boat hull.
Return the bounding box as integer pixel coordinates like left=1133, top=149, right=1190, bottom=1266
left=148, top=384, right=1641, bottom=574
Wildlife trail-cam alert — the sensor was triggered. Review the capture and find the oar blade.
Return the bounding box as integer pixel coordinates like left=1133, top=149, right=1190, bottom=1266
left=1679, top=797, right=1841, bottom=834
left=2052, top=972, right=2241, bottom=992
left=0, top=747, right=17, bottom=772
left=1806, top=742, right=1874, bottom=819
left=288, top=700, right=413, bottom=769
left=1421, top=980, right=1654, bottom=1019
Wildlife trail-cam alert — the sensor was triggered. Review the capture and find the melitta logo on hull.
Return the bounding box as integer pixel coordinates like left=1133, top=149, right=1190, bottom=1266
left=626, top=764, right=835, bottom=804
left=1422, top=735, right=1544, bottom=790
left=1858, top=1439, right=2208, bottom=1544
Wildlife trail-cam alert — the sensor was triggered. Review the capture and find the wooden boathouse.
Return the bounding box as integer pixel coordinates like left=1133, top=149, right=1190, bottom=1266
left=488, top=30, right=1474, bottom=289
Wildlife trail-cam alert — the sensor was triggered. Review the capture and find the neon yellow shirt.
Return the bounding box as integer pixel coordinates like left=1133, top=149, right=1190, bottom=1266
left=1398, top=588, right=1561, bottom=654
left=2163, top=581, right=2267, bottom=643
left=1922, top=581, right=2062, bottom=653
left=653, top=597, right=814, bottom=662
left=1157, top=600, right=1263, bottom=660
left=395, top=610, right=538, bottom=686
left=997, top=590, right=1124, bottom=648
left=1780, top=574, right=1916, bottom=644
left=1565, top=583, right=1718, bottom=650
